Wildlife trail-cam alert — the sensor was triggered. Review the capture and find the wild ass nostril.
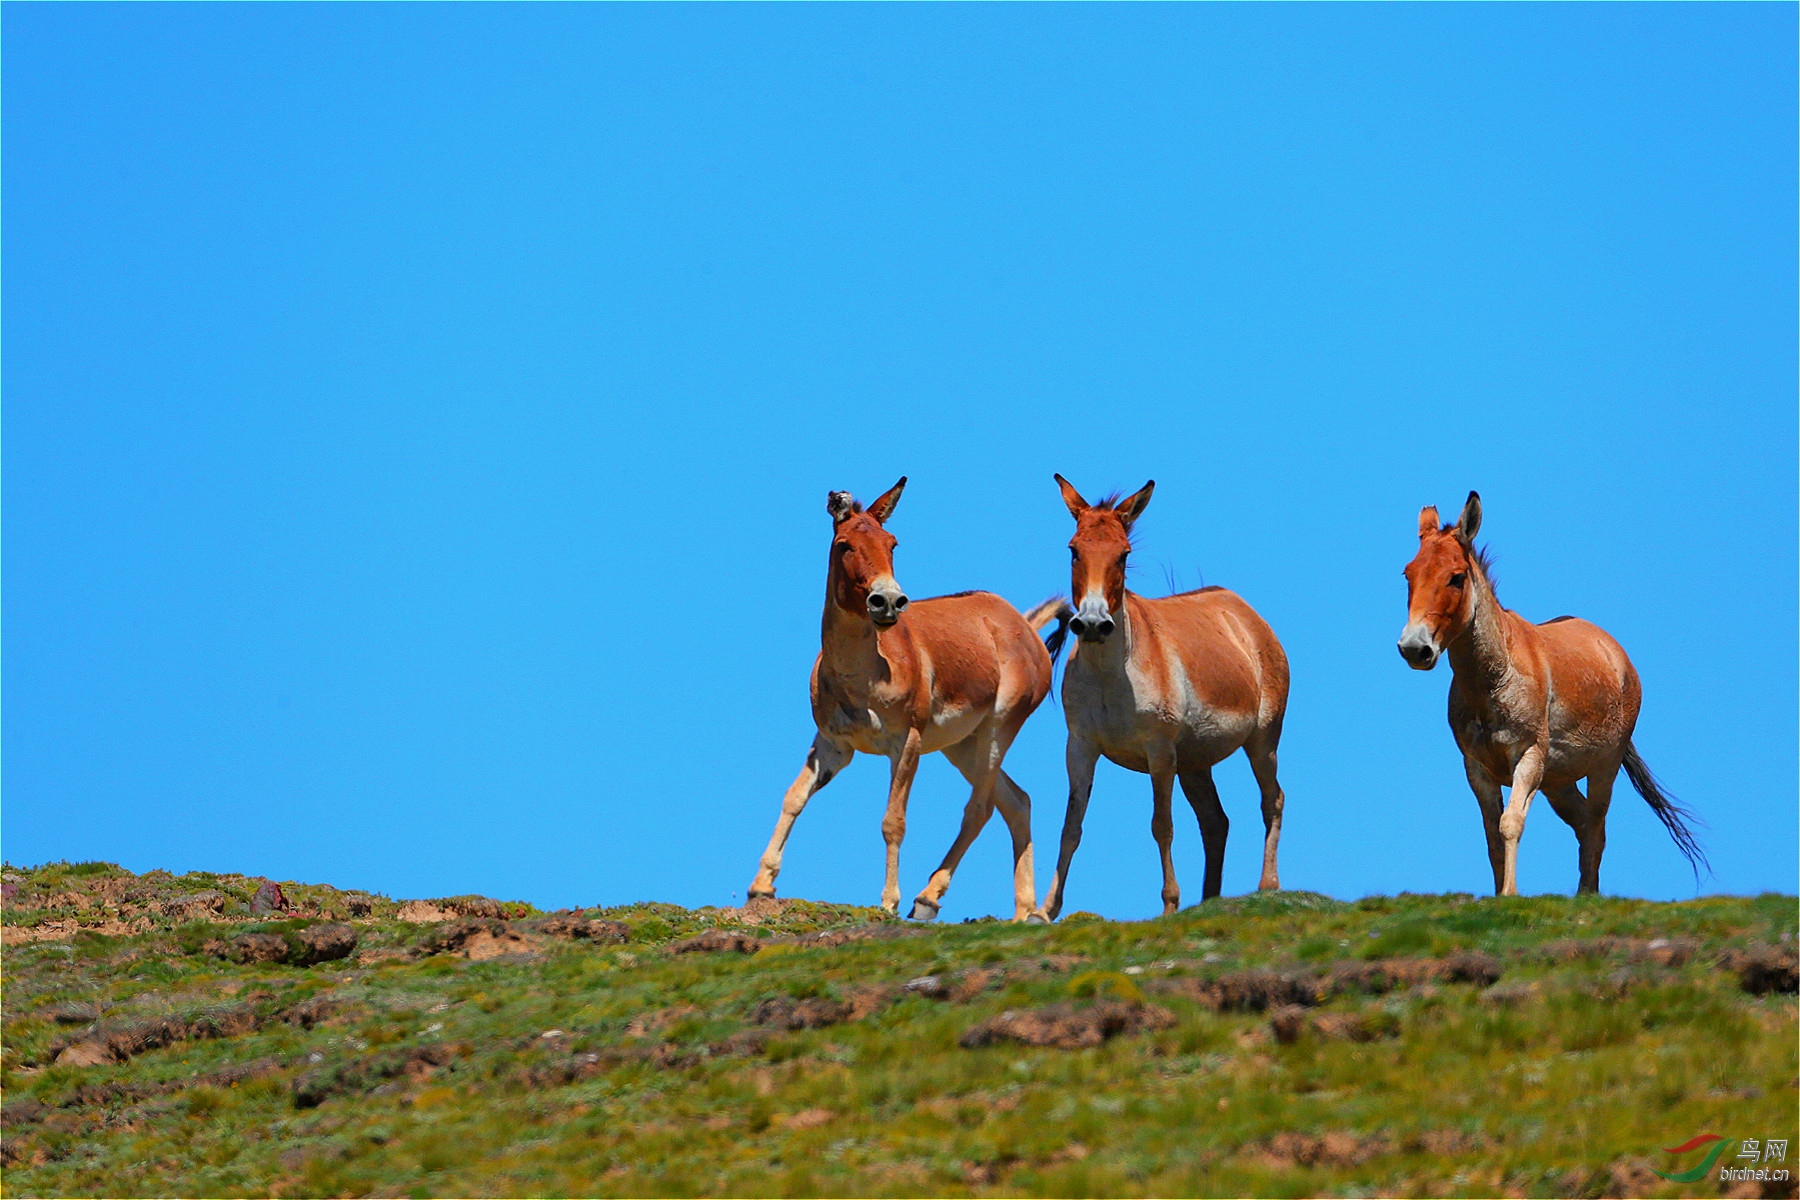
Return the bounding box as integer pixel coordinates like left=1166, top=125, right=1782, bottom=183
left=1398, top=639, right=1434, bottom=665
left=868, top=595, right=889, bottom=611
left=892, top=595, right=908, bottom=612
left=1068, top=616, right=1089, bottom=635
left=1096, top=619, right=1115, bottom=638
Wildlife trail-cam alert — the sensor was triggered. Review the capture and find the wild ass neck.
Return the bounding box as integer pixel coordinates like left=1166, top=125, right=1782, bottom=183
left=1074, top=592, right=1142, bottom=671
left=820, top=595, right=891, bottom=681
left=1444, top=572, right=1512, bottom=689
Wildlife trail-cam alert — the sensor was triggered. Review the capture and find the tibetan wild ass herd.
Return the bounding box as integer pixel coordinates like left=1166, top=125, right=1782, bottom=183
left=748, top=478, right=1708, bottom=919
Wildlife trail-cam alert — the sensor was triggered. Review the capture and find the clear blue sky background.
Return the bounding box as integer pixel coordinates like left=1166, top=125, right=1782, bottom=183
left=6, top=5, right=1795, bottom=920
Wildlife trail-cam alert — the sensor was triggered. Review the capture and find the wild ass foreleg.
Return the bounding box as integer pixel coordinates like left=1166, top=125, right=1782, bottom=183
left=1245, top=738, right=1284, bottom=891
left=881, top=728, right=923, bottom=915
left=1150, top=758, right=1181, bottom=915
left=1177, top=765, right=1228, bottom=903
left=1032, top=738, right=1100, bottom=923
left=1462, top=755, right=1506, bottom=895
left=750, top=736, right=853, bottom=899
left=1497, top=746, right=1546, bottom=897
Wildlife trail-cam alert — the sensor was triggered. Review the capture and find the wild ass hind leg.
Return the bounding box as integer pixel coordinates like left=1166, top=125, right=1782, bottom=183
left=750, top=736, right=854, bottom=900
left=1496, top=746, right=1546, bottom=897
left=1463, top=755, right=1506, bottom=895
left=1244, top=734, right=1285, bottom=891
left=920, top=733, right=1037, bottom=921
left=911, top=726, right=1007, bottom=921
left=990, top=771, right=1037, bottom=922
left=1567, top=764, right=1617, bottom=895
left=1177, top=764, right=1229, bottom=903
left=1538, top=779, right=1589, bottom=895
left=881, top=729, right=924, bottom=916
left=1032, top=736, right=1100, bottom=923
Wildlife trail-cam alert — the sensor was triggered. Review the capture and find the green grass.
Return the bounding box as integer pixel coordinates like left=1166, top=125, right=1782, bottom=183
left=1, top=862, right=1793, bottom=1198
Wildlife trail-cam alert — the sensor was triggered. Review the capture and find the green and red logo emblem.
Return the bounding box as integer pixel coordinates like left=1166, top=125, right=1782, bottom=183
left=1654, top=1135, right=1733, bottom=1183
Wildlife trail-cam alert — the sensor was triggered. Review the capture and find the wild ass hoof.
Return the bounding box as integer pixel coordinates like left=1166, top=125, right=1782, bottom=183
left=747, top=889, right=776, bottom=901
left=907, top=897, right=941, bottom=922
left=1024, top=911, right=1050, bottom=926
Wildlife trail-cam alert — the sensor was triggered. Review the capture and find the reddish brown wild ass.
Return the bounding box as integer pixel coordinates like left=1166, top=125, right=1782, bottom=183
left=1398, top=492, right=1706, bottom=895
left=1033, top=476, right=1291, bottom=922
left=748, top=478, right=1072, bottom=921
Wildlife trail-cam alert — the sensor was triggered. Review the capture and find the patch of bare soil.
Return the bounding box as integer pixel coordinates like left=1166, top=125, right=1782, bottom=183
left=900, top=968, right=1003, bottom=1003
left=395, top=901, right=455, bottom=923
left=958, top=1000, right=1177, bottom=1050
left=418, top=919, right=540, bottom=961
left=624, top=1005, right=700, bottom=1038
left=1268, top=1004, right=1400, bottom=1044
left=668, top=929, right=763, bottom=954
left=529, top=915, right=629, bottom=943
left=1604, top=1158, right=1660, bottom=1198
left=1479, top=980, right=1542, bottom=1007
left=205, top=923, right=359, bottom=967
left=770, top=1107, right=835, bottom=1130
left=1, top=917, right=155, bottom=945
left=49, top=1003, right=262, bottom=1067
left=523, top=1042, right=695, bottom=1087
left=1251, top=1130, right=1391, bottom=1169
left=1322, top=952, right=1502, bottom=995
left=1153, top=969, right=1322, bottom=1011
left=1539, top=936, right=1700, bottom=966
left=292, top=1042, right=469, bottom=1108
left=1721, top=944, right=1798, bottom=995
left=751, top=996, right=853, bottom=1030
left=283, top=994, right=360, bottom=1030
left=846, top=984, right=898, bottom=1019
left=714, top=896, right=789, bottom=926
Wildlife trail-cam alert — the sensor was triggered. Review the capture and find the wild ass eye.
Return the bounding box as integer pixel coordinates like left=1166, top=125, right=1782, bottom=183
left=1449, top=572, right=1467, bottom=587
left=835, top=542, right=852, bottom=555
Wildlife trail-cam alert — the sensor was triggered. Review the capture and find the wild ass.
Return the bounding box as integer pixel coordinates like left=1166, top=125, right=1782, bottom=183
left=1033, top=476, right=1291, bottom=922
left=748, top=478, right=1071, bottom=921
left=1398, top=492, right=1706, bottom=895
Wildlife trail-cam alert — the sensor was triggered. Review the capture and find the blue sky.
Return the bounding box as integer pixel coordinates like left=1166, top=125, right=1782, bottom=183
left=5, top=5, right=1794, bottom=919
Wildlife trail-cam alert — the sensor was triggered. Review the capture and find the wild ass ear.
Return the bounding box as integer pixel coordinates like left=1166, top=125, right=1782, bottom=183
left=1418, top=505, right=1440, bottom=539
left=827, top=491, right=858, bottom=524
left=1054, top=473, right=1089, bottom=519
left=866, top=476, right=907, bottom=524
left=1117, top=480, right=1156, bottom=531
left=1455, top=491, right=1482, bottom=544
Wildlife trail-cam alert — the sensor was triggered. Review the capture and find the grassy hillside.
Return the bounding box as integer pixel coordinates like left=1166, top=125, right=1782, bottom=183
left=1, top=861, right=1794, bottom=1198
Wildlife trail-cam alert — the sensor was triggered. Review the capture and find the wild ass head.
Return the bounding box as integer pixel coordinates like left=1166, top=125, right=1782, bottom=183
left=826, top=477, right=909, bottom=628
left=1398, top=491, right=1486, bottom=671
left=1055, top=474, right=1155, bottom=645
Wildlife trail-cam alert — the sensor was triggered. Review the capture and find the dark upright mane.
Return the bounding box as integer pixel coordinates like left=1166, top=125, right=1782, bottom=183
left=1473, top=544, right=1498, bottom=594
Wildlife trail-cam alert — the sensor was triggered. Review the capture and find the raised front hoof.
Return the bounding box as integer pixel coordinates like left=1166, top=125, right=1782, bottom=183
left=907, top=897, right=941, bottom=922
